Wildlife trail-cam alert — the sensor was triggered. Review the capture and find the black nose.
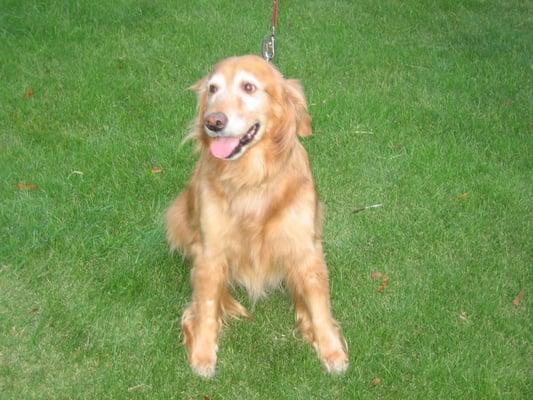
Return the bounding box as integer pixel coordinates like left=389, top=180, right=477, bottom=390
left=205, top=112, right=228, bottom=132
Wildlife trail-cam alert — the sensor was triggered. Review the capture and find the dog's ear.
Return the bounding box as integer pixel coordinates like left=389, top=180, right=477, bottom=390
left=189, top=76, right=209, bottom=119
left=184, top=77, right=208, bottom=144
left=189, top=77, right=207, bottom=94
left=284, top=79, right=312, bottom=137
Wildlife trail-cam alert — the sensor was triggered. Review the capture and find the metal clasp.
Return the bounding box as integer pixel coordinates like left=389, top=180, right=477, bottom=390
left=262, top=34, right=275, bottom=62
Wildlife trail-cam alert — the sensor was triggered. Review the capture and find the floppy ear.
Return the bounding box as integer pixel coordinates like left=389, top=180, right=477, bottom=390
left=284, top=79, right=312, bottom=136
left=189, top=76, right=207, bottom=94
left=183, top=76, right=208, bottom=144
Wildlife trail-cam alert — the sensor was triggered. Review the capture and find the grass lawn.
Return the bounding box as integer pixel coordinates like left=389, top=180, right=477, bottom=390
left=1, top=0, right=531, bottom=398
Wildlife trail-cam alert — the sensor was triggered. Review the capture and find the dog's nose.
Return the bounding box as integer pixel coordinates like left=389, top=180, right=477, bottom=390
left=205, top=112, right=228, bottom=132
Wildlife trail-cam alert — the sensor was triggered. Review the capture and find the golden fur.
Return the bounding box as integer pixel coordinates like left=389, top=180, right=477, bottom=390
left=166, top=55, right=348, bottom=377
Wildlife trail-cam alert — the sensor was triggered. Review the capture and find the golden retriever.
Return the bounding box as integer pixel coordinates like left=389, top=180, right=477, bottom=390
left=166, top=55, right=348, bottom=377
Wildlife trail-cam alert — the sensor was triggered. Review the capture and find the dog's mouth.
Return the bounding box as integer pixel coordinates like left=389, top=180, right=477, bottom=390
left=209, top=123, right=260, bottom=160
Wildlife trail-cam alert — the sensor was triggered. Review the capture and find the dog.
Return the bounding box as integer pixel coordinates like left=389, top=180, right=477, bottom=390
left=166, top=55, right=348, bottom=377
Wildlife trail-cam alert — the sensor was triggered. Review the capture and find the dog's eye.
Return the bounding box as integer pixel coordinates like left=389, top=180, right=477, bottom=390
left=242, top=82, right=256, bottom=94
left=208, top=84, right=218, bottom=94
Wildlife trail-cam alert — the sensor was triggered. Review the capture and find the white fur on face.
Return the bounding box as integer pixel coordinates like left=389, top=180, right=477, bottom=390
left=205, top=73, right=228, bottom=119
left=205, top=71, right=267, bottom=138
left=206, top=73, right=226, bottom=93
left=233, top=71, right=264, bottom=111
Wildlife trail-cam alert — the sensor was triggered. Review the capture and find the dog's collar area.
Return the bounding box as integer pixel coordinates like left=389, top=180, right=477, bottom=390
left=209, top=123, right=260, bottom=160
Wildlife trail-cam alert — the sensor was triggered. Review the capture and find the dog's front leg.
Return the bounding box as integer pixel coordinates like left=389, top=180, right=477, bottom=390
left=182, top=256, right=227, bottom=378
left=288, top=254, right=349, bottom=374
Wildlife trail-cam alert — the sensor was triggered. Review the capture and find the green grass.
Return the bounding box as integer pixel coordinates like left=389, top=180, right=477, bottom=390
left=1, top=0, right=531, bottom=398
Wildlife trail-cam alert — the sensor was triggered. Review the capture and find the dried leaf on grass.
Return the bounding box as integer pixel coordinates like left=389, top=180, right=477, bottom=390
left=23, top=87, right=33, bottom=99
left=370, top=376, right=382, bottom=386
left=371, top=271, right=390, bottom=293
left=67, top=170, right=84, bottom=180
left=353, top=203, right=383, bottom=214
left=377, top=276, right=390, bottom=293
left=16, top=182, right=38, bottom=190
left=127, top=384, right=151, bottom=392
left=512, top=289, right=525, bottom=306
left=458, top=310, right=469, bottom=323
left=151, top=166, right=163, bottom=174
left=456, top=192, right=470, bottom=201
left=370, top=271, right=383, bottom=281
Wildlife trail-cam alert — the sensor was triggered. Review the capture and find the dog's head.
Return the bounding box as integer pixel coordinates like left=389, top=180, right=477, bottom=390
left=190, top=55, right=311, bottom=161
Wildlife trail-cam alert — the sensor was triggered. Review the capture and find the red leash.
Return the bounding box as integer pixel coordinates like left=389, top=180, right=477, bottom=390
left=271, top=0, right=279, bottom=34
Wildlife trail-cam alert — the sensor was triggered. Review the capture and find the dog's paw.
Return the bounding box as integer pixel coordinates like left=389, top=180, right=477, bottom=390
left=321, top=348, right=349, bottom=374
left=181, top=307, right=220, bottom=378
left=189, top=349, right=217, bottom=378
left=313, top=323, right=349, bottom=374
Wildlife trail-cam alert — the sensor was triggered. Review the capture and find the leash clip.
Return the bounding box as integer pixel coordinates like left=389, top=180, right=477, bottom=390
left=262, top=33, right=275, bottom=62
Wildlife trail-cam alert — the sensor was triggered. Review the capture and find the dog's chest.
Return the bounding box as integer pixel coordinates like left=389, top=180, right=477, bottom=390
left=228, top=189, right=269, bottom=223
left=206, top=176, right=311, bottom=298
left=220, top=190, right=284, bottom=298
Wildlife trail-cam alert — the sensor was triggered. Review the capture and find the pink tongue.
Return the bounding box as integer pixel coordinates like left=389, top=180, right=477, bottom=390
left=209, top=137, right=240, bottom=159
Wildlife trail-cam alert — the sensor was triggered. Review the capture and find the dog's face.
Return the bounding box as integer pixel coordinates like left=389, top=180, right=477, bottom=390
left=192, top=55, right=311, bottom=160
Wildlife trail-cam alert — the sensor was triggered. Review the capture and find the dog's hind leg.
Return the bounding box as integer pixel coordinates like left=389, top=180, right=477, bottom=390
left=290, top=289, right=315, bottom=345
left=220, top=290, right=249, bottom=322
